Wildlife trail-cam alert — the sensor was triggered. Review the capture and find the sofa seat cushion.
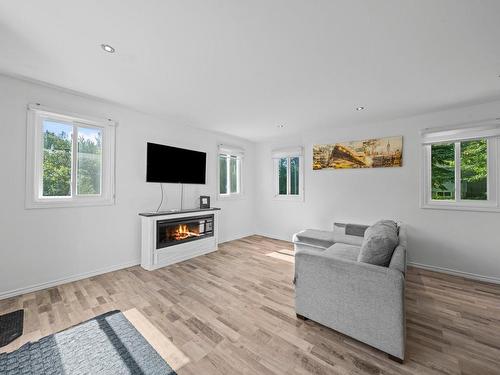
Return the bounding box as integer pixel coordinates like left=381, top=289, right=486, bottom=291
left=358, top=220, right=398, bottom=266
left=324, top=243, right=361, bottom=261
left=293, top=229, right=335, bottom=249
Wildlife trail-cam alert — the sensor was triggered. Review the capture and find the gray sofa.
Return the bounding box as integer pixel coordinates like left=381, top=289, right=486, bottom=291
left=293, top=221, right=407, bottom=361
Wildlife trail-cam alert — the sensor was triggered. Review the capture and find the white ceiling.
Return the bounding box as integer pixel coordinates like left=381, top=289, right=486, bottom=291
left=1, top=0, right=500, bottom=141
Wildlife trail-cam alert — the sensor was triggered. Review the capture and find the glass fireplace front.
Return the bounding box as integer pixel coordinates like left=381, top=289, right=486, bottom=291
left=156, top=214, right=214, bottom=249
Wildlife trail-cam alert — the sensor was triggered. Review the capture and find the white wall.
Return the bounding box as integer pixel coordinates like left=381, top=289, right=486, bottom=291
left=255, top=100, right=500, bottom=283
left=0, top=74, right=256, bottom=298
left=1, top=73, right=499, bottom=299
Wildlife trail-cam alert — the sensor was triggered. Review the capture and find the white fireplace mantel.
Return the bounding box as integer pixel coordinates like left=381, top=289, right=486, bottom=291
left=139, top=208, right=220, bottom=270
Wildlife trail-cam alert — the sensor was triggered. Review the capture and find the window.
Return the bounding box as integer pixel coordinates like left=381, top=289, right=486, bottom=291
left=26, top=105, right=116, bottom=208
left=273, top=147, right=304, bottom=200
left=218, top=145, right=244, bottom=198
left=421, top=122, right=500, bottom=211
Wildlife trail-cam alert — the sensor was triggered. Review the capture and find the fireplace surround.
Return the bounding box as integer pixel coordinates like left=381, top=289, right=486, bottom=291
left=139, top=208, right=220, bottom=270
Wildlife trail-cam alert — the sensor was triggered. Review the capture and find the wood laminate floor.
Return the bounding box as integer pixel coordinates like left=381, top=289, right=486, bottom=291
left=1, top=235, right=500, bottom=374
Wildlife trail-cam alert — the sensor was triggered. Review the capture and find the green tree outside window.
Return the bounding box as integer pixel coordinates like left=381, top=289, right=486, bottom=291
left=431, top=139, right=487, bottom=201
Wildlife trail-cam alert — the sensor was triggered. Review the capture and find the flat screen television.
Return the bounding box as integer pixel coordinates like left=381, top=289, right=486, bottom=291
left=146, top=142, right=206, bottom=184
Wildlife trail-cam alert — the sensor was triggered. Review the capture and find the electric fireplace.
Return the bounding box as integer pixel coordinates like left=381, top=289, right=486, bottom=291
left=156, top=214, right=214, bottom=249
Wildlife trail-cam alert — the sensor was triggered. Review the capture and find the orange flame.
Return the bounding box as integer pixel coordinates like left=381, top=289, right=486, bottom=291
left=173, top=224, right=200, bottom=241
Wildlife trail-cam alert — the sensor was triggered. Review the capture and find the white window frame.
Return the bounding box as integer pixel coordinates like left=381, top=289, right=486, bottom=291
left=272, top=147, right=304, bottom=201
left=420, top=122, right=500, bottom=212
left=217, top=145, right=244, bottom=199
left=26, top=104, right=116, bottom=209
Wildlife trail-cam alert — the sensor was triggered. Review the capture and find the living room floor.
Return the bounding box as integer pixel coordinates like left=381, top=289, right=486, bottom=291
left=1, top=236, right=499, bottom=375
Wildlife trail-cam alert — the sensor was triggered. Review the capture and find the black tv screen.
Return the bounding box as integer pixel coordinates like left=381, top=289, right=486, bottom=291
left=146, top=143, right=206, bottom=184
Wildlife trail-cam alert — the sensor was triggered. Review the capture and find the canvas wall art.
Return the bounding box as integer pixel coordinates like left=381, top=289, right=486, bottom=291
left=313, top=136, right=403, bottom=170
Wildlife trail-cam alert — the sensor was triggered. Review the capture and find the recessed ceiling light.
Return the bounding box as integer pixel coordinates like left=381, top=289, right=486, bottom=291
left=355, top=106, right=365, bottom=111
left=101, top=44, right=115, bottom=53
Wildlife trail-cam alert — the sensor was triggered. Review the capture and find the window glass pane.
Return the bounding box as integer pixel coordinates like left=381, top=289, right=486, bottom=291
left=431, top=143, right=455, bottom=200
left=278, top=158, right=288, bottom=195
left=42, top=120, right=72, bottom=197
left=230, top=156, right=238, bottom=193
left=461, top=139, right=487, bottom=200
left=290, top=157, right=299, bottom=195
left=219, top=155, right=227, bottom=194
left=77, top=127, right=102, bottom=195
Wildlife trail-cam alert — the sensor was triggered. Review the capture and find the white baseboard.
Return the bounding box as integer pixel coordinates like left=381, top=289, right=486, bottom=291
left=408, top=262, right=500, bottom=285
left=0, top=233, right=252, bottom=300
left=219, top=231, right=256, bottom=244
left=0, top=259, right=140, bottom=300
left=253, top=231, right=289, bottom=242
left=255, top=233, right=500, bottom=285
left=3, top=247, right=497, bottom=302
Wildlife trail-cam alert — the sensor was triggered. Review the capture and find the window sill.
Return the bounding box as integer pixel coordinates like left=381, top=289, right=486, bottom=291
left=420, top=203, right=500, bottom=213
left=273, top=195, right=304, bottom=202
left=26, top=198, right=115, bottom=209
left=217, top=193, right=244, bottom=201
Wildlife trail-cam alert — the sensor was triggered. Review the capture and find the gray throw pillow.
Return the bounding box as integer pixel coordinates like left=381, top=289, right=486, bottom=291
left=357, top=220, right=398, bottom=266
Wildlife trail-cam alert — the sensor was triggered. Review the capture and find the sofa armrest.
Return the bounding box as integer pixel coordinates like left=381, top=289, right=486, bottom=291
left=294, top=248, right=405, bottom=359
left=389, top=245, right=406, bottom=274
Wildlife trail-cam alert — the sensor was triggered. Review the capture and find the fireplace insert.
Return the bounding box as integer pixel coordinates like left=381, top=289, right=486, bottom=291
left=156, top=214, right=214, bottom=249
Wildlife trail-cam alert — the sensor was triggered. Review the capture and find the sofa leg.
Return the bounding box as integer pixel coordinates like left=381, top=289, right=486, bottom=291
left=296, top=313, right=308, bottom=321
left=388, top=354, right=403, bottom=364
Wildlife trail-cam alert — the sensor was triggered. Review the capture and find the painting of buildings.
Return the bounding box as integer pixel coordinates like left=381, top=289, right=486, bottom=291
left=313, top=136, right=403, bottom=170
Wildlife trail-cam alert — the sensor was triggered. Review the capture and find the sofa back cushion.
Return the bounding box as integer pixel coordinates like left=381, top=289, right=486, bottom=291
left=357, top=220, right=398, bottom=266
left=332, top=223, right=368, bottom=246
